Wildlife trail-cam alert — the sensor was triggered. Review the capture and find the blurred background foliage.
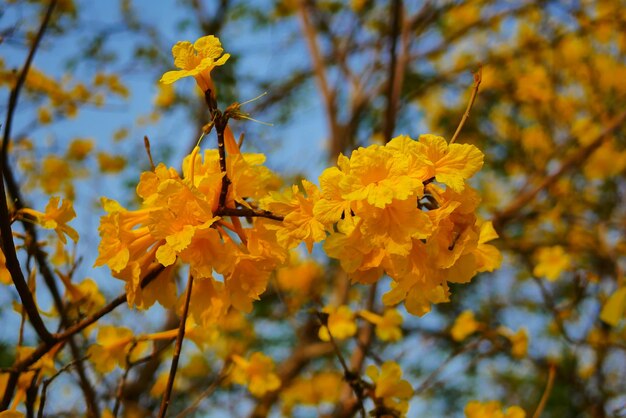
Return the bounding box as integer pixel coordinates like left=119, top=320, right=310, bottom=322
left=1, top=0, right=625, bottom=417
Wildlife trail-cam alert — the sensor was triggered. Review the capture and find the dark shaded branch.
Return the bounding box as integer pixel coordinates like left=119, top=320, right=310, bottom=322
left=158, top=274, right=194, bottom=418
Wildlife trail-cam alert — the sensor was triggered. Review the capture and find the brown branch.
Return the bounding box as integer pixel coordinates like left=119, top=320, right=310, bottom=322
left=1, top=265, right=165, bottom=410
left=158, top=274, right=194, bottom=418
left=0, top=0, right=58, bottom=347
left=176, top=360, right=232, bottom=418
left=215, top=207, right=284, bottom=222
left=36, top=356, right=86, bottom=418
left=296, top=0, right=341, bottom=158
left=449, top=66, right=482, bottom=144
left=492, top=108, right=626, bottom=231
left=532, top=364, right=556, bottom=418
left=316, top=312, right=367, bottom=418
left=382, top=0, right=404, bottom=143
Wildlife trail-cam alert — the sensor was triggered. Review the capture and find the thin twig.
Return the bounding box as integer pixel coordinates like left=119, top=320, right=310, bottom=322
left=1, top=265, right=165, bottom=409
left=37, top=356, right=86, bottom=418
left=144, top=136, right=156, bottom=171
left=158, top=274, right=194, bottom=418
left=316, top=312, right=367, bottom=418
left=176, top=360, right=232, bottom=418
left=383, top=0, right=404, bottom=143
left=450, top=66, right=482, bottom=144
left=532, top=364, right=556, bottom=418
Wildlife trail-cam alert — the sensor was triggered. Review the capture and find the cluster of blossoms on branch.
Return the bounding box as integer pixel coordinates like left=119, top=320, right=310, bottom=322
left=85, top=34, right=504, bottom=416
left=94, top=35, right=501, bottom=324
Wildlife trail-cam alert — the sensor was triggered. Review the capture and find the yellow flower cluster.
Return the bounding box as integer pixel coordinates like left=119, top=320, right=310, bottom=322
left=263, top=134, right=500, bottom=316
left=94, top=147, right=282, bottom=319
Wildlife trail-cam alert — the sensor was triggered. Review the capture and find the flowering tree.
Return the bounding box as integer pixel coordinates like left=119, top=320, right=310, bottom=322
left=1, top=1, right=625, bottom=418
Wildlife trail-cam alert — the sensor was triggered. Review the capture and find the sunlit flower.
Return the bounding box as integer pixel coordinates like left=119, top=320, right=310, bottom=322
left=160, top=35, right=230, bottom=93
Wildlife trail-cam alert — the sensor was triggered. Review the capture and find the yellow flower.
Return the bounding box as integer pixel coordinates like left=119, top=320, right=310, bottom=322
left=280, top=371, right=342, bottom=414
left=451, top=310, right=481, bottom=342
left=366, top=361, right=413, bottom=417
left=418, top=134, right=484, bottom=193
left=0, top=248, right=11, bottom=285
left=160, top=35, right=230, bottom=93
left=20, top=196, right=79, bottom=243
left=498, top=327, right=529, bottom=359
left=533, top=245, right=571, bottom=281
left=86, top=325, right=150, bottom=373
left=97, top=152, right=126, bottom=173
left=66, top=138, right=94, bottom=161
left=600, top=285, right=626, bottom=326
left=261, top=180, right=327, bottom=252
left=231, top=352, right=281, bottom=397
left=359, top=309, right=403, bottom=342
left=154, top=82, right=176, bottom=108
left=465, top=400, right=526, bottom=418
left=318, top=305, right=357, bottom=341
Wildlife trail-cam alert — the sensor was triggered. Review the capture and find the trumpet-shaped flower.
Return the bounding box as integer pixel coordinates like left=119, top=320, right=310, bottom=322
left=160, top=35, right=230, bottom=93
left=20, top=197, right=78, bottom=243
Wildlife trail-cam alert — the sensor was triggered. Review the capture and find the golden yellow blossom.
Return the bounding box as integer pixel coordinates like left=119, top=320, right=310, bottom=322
left=359, top=309, right=403, bottom=342
left=600, top=285, right=626, bottom=326
left=499, top=327, right=529, bottom=358
left=97, top=152, right=126, bottom=173
left=160, top=35, right=230, bottom=93
left=533, top=245, right=571, bottom=281
left=66, top=138, right=94, bottom=161
left=465, top=400, right=526, bottom=418
left=231, top=352, right=281, bottom=397
left=451, top=310, right=481, bottom=342
left=366, top=361, right=413, bottom=417
left=86, top=325, right=150, bottom=373
left=0, top=249, right=11, bottom=285
left=318, top=305, right=357, bottom=341
left=20, top=196, right=78, bottom=243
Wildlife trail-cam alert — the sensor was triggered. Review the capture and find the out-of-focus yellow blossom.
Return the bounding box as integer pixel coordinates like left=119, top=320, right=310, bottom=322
left=0, top=249, right=11, bottom=285
left=160, top=35, right=230, bottom=93
left=20, top=196, right=78, bottom=243
left=318, top=305, right=357, bottom=341
left=366, top=361, right=413, bottom=417
left=600, top=285, right=626, bottom=326
left=97, top=152, right=126, bottom=173
left=230, top=352, right=281, bottom=397
left=66, top=138, right=94, bottom=161
left=276, top=252, right=323, bottom=311
left=40, top=156, right=71, bottom=194
left=465, top=400, right=526, bottom=418
left=359, top=309, right=403, bottom=342
left=60, top=276, right=105, bottom=317
left=86, top=325, right=150, bottom=373
left=451, top=310, right=481, bottom=342
left=8, top=347, right=58, bottom=408
left=498, top=327, right=529, bottom=359
left=37, top=107, right=52, bottom=124
left=584, top=141, right=626, bottom=179
left=113, top=127, right=129, bottom=142
left=93, top=73, right=129, bottom=98
left=533, top=246, right=571, bottom=281
left=280, top=371, right=342, bottom=414
left=154, top=82, right=176, bottom=108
